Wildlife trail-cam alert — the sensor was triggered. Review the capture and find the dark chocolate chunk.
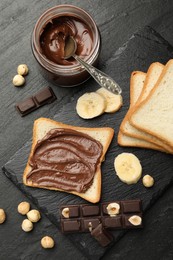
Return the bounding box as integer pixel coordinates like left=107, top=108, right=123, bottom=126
left=15, top=87, right=56, bottom=117
left=82, top=218, right=100, bottom=231
left=91, top=224, right=114, bottom=247
left=61, top=206, right=79, bottom=218
left=69, top=206, right=79, bottom=218
left=82, top=205, right=100, bottom=216
left=103, top=216, right=122, bottom=229
left=34, top=87, right=54, bottom=105
left=16, top=97, right=36, bottom=115
left=122, top=200, right=141, bottom=213
left=62, top=219, right=81, bottom=232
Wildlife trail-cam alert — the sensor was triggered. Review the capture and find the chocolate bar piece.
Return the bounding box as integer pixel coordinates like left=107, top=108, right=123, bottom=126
left=103, top=215, right=122, bottom=228
left=82, top=218, right=100, bottom=232
left=60, top=199, right=143, bottom=233
left=82, top=205, right=100, bottom=216
left=63, top=219, right=81, bottom=232
left=121, top=200, right=141, bottom=213
left=91, top=224, right=114, bottom=247
left=16, top=87, right=56, bottom=116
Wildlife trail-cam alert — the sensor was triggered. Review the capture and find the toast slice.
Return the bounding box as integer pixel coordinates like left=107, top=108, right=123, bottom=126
left=130, top=59, right=173, bottom=148
left=118, top=130, right=165, bottom=152
left=119, top=62, right=172, bottom=153
left=23, top=118, right=114, bottom=203
left=118, top=69, right=165, bottom=151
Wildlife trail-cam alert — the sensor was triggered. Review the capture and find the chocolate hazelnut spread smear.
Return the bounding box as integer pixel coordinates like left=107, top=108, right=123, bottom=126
left=27, top=128, right=103, bottom=193
left=40, top=16, right=94, bottom=65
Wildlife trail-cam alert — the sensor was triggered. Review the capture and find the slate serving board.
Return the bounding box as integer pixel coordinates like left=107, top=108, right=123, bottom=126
left=3, top=26, right=173, bottom=260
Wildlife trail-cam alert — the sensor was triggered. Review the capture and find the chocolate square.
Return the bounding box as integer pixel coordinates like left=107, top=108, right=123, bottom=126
left=81, top=205, right=100, bottom=216
left=122, top=200, right=141, bottom=213
left=61, top=206, right=79, bottom=218
left=16, top=97, right=36, bottom=115
left=34, top=87, right=53, bottom=105
left=62, top=219, right=81, bottom=232
left=91, top=224, right=114, bottom=247
left=103, top=216, right=122, bottom=229
left=82, top=218, right=100, bottom=231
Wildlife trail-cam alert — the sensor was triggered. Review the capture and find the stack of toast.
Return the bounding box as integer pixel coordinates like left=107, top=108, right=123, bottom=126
left=118, top=59, right=173, bottom=153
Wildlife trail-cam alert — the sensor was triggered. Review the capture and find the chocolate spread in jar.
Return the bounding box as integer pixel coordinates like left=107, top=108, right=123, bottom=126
left=40, top=16, right=94, bottom=65
left=26, top=128, right=103, bottom=193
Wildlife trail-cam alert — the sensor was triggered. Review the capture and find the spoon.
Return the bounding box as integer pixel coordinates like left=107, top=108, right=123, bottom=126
left=64, top=36, right=122, bottom=95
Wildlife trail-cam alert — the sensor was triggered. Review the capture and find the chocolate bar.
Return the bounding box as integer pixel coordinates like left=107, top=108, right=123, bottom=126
left=15, top=87, right=57, bottom=116
left=60, top=199, right=143, bottom=233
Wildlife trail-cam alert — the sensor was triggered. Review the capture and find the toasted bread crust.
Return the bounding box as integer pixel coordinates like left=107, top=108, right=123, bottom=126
left=23, top=118, right=114, bottom=203
left=118, top=130, right=166, bottom=152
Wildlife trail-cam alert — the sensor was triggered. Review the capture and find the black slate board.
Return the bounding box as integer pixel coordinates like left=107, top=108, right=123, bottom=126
left=3, top=26, right=173, bottom=260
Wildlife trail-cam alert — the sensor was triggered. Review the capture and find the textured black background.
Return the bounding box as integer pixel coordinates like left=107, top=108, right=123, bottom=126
left=0, top=1, right=173, bottom=260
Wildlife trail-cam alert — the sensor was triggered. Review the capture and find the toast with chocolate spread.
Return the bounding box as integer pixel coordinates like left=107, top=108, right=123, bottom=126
left=23, top=118, right=114, bottom=203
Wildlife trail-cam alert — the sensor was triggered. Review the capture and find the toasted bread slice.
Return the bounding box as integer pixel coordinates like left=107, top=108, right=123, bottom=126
left=130, top=59, right=173, bottom=148
left=23, top=118, right=114, bottom=203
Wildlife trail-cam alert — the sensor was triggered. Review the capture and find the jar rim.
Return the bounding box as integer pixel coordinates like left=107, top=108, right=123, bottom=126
left=32, top=5, right=100, bottom=73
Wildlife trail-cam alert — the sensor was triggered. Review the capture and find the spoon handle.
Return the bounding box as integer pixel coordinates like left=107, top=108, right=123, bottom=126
left=74, top=55, right=122, bottom=95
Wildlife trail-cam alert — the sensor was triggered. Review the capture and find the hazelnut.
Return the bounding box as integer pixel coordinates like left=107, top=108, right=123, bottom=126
left=62, top=208, right=70, bottom=218
left=18, top=201, right=30, bottom=215
left=12, top=74, right=25, bottom=86
left=142, top=175, right=154, bottom=188
left=17, top=64, right=29, bottom=76
left=41, top=236, right=55, bottom=249
left=128, top=215, right=142, bottom=226
left=88, top=221, right=93, bottom=232
left=0, top=208, right=6, bottom=224
left=106, top=203, right=120, bottom=216
left=27, top=209, right=41, bottom=223
left=21, top=219, right=33, bottom=232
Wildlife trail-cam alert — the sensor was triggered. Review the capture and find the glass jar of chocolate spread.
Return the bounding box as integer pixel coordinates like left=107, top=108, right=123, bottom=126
left=31, top=5, right=101, bottom=87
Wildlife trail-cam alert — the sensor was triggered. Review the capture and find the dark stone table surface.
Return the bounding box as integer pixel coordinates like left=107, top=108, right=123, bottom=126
left=0, top=1, right=173, bottom=259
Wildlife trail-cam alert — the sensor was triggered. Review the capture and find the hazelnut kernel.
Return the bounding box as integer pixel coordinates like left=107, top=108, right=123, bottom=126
left=12, top=74, right=25, bottom=87
left=18, top=201, right=30, bottom=215
left=41, top=236, right=55, bottom=249
left=128, top=215, right=142, bottom=226
left=17, top=64, right=29, bottom=76
left=107, top=203, right=120, bottom=216
left=27, top=209, right=41, bottom=223
left=21, top=219, right=33, bottom=232
left=0, top=208, right=6, bottom=224
left=142, top=175, right=154, bottom=188
left=62, top=208, right=70, bottom=218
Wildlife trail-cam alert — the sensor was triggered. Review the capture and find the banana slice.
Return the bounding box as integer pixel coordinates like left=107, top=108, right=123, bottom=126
left=76, top=92, right=106, bottom=119
left=114, top=153, right=142, bottom=184
left=96, top=87, right=123, bottom=113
